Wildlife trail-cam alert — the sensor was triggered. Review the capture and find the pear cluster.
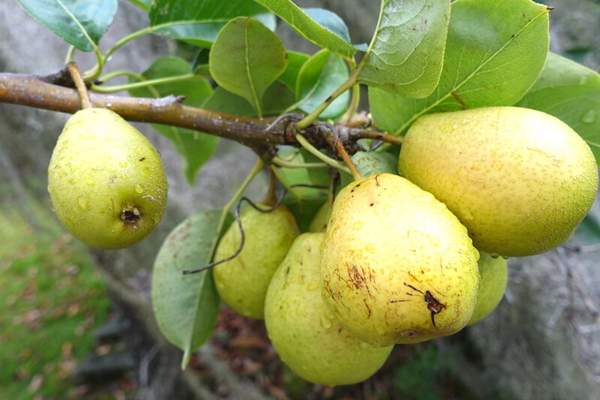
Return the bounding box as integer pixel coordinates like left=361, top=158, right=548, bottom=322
left=48, top=105, right=596, bottom=386
left=213, top=106, right=597, bottom=386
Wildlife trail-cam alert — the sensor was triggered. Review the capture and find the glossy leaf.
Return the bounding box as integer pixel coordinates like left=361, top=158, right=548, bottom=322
left=295, top=49, right=351, bottom=119
left=209, top=17, right=287, bottom=117
left=150, top=0, right=266, bottom=24
left=279, top=51, right=310, bottom=91
left=353, top=151, right=398, bottom=177
left=129, top=57, right=217, bottom=184
left=303, top=8, right=351, bottom=43
left=17, top=0, right=117, bottom=51
left=149, top=0, right=273, bottom=47
left=370, top=0, right=550, bottom=133
left=254, top=0, right=356, bottom=57
left=152, top=210, right=222, bottom=368
left=518, top=53, right=600, bottom=164
left=359, top=0, right=450, bottom=98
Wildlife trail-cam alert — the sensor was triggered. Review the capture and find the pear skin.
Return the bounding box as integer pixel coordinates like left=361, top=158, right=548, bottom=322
left=399, top=107, right=598, bottom=257
left=48, top=108, right=167, bottom=249
left=213, top=204, right=299, bottom=319
left=469, top=252, right=508, bottom=325
left=321, top=173, right=479, bottom=346
left=265, top=233, right=392, bottom=386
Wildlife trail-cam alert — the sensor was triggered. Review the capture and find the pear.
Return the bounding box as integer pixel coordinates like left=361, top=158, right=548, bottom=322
left=308, top=201, right=332, bottom=232
left=469, top=252, right=508, bottom=325
left=48, top=108, right=167, bottom=249
left=213, top=204, right=299, bottom=319
left=265, top=233, right=392, bottom=386
left=399, top=107, right=598, bottom=257
left=321, top=173, right=479, bottom=346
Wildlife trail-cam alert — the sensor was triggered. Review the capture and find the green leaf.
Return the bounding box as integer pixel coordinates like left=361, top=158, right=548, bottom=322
left=17, top=0, right=117, bottom=51
left=209, top=17, right=287, bottom=117
left=517, top=53, right=600, bottom=164
left=279, top=51, right=310, bottom=91
left=150, top=0, right=267, bottom=24
left=151, top=13, right=276, bottom=48
left=359, top=0, right=450, bottom=98
left=152, top=210, right=222, bottom=368
left=302, top=8, right=351, bottom=43
left=369, top=0, right=550, bottom=133
left=202, top=87, right=256, bottom=117
left=295, top=49, right=351, bottom=119
left=203, top=83, right=295, bottom=117
left=129, top=56, right=217, bottom=184
left=353, top=151, right=398, bottom=177
left=254, top=0, right=356, bottom=57
left=149, top=0, right=274, bottom=47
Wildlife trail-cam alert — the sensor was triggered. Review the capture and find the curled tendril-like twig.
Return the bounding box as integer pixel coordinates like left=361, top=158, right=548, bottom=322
left=182, top=183, right=328, bottom=275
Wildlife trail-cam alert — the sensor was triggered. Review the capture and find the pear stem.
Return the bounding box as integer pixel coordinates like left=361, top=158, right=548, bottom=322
left=91, top=73, right=196, bottom=94
left=359, top=130, right=404, bottom=146
left=334, top=138, right=363, bottom=180
left=341, top=57, right=361, bottom=124
left=262, top=167, right=278, bottom=207
left=67, top=62, right=92, bottom=109
left=295, top=134, right=351, bottom=175
left=295, top=68, right=359, bottom=130
left=64, top=46, right=75, bottom=64
left=271, top=157, right=328, bottom=169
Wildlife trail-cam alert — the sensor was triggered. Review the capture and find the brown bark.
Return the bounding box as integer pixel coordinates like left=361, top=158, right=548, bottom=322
left=0, top=72, right=400, bottom=156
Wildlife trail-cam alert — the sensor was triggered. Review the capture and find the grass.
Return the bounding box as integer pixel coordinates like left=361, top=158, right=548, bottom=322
left=0, top=204, right=111, bottom=400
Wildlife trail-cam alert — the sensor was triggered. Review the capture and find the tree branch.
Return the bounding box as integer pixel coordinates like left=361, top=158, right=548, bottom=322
left=0, top=72, right=401, bottom=154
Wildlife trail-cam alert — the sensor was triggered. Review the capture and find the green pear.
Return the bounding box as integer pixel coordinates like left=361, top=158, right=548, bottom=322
left=399, top=107, right=598, bottom=257
left=469, top=252, right=508, bottom=325
left=321, top=173, right=479, bottom=346
left=265, top=233, right=392, bottom=386
left=213, top=204, right=299, bottom=319
left=308, top=201, right=332, bottom=232
left=48, top=108, right=167, bottom=249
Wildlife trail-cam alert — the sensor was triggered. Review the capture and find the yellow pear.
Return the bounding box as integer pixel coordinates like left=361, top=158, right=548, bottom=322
left=469, top=252, right=508, bottom=325
left=321, top=173, right=479, bottom=346
left=48, top=108, right=167, bottom=249
left=399, top=107, right=598, bottom=257
left=213, top=204, right=299, bottom=319
left=265, top=233, right=392, bottom=386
